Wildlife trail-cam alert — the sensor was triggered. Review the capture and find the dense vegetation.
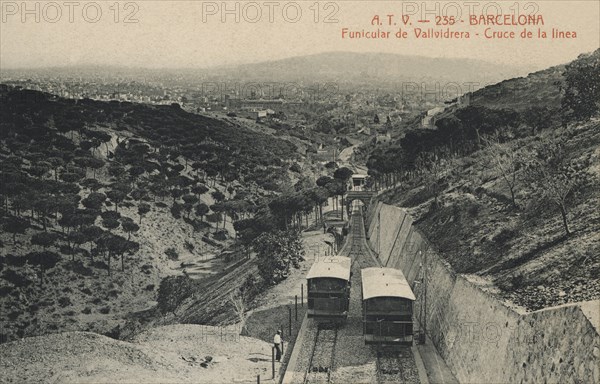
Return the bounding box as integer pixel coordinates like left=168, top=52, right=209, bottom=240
left=366, top=50, right=599, bottom=190
left=0, top=85, right=302, bottom=342
left=366, top=50, right=600, bottom=310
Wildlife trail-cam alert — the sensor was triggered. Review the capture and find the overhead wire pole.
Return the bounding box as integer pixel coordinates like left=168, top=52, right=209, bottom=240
left=288, top=306, right=292, bottom=337
left=418, top=251, right=424, bottom=344
left=423, top=247, right=428, bottom=343
left=377, top=211, right=381, bottom=256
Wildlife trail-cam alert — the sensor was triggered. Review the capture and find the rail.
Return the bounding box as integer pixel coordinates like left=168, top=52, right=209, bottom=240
left=303, top=325, right=339, bottom=383
left=376, top=350, right=404, bottom=383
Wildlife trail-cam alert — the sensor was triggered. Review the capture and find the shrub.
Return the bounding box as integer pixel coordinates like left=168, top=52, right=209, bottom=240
left=58, top=296, right=72, bottom=307
left=93, top=261, right=109, bottom=270
left=213, top=229, right=228, bottom=241
left=493, top=226, right=520, bottom=244
left=157, top=275, right=195, bottom=315
left=2, top=269, right=34, bottom=287
left=101, top=211, right=121, bottom=221
left=31, top=232, right=59, bottom=249
left=170, top=203, right=182, bottom=219
left=99, top=306, right=111, bottom=314
left=68, top=261, right=94, bottom=276
left=467, top=203, right=481, bottom=217
left=5, top=254, right=27, bottom=267
left=102, top=218, right=120, bottom=230
left=289, top=163, right=301, bottom=173
left=241, top=274, right=262, bottom=300
left=402, top=186, right=436, bottom=208
left=254, top=230, right=305, bottom=285
left=82, top=307, right=92, bottom=314
left=141, top=264, right=153, bottom=275
left=82, top=192, right=106, bottom=210
left=164, top=247, right=179, bottom=260
left=0, top=286, right=12, bottom=296
left=511, top=274, right=525, bottom=289
left=59, top=245, right=72, bottom=255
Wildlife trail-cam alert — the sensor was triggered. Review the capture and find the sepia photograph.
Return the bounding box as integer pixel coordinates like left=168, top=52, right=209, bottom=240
left=0, top=1, right=599, bottom=383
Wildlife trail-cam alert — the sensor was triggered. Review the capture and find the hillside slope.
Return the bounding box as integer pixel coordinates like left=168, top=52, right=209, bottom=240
left=453, top=49, right=599, bottom=112
left=372, top=49, right=600, bottom=311
left=0, top=86, right=301, bottom=342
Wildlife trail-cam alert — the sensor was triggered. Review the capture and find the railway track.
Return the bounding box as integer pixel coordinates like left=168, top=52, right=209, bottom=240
left=377, top=347, right=421, bottom=384
left=288, top=208, right=421, bottom=384
left=346, top=210, right=373, bottom=268
left=348, top=209, right=418, bottom=384
left=304, top=324, right=339, bottom=383
left=376, top=350, right=404, bottom=383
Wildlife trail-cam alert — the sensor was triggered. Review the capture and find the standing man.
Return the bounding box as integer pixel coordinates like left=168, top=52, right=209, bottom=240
left=273, top=330, right=283, bottom=362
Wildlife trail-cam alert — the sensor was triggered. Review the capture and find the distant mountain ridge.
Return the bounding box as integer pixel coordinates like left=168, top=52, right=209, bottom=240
left=1, top=51, right=532, bottom=88
left=208, top=51, right=532, bottom=86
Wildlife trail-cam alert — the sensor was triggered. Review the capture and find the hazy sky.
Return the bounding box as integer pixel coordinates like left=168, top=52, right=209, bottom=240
left=1, top=0, right=599, bottom=71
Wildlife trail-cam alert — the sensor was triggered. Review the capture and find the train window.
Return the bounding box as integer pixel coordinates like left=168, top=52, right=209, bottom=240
left=310, top=278, right=346, bottom=292
left=367, top=298, right=411, bottom=313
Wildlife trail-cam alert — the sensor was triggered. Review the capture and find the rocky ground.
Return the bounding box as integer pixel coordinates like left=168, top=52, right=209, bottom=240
left=0, top=324, right=273, bottom=384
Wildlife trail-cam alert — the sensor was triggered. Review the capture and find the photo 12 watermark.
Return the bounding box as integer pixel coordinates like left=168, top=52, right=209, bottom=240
left=198, top=324, right=243, bottom=343
left=415, top=1, right=538, bottom=18
left=199, top=81, right=339, bottom=102
left=1, top=1, right=140, bottom=23
left=424, top=316, right=546, bottom=347
left=201, top=1, right=340, bottom=23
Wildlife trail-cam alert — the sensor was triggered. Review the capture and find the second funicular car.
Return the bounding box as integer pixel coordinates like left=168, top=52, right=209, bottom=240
left=306, top=256, right=352, bottom=322
left=361, top=267, right=415, bottom=345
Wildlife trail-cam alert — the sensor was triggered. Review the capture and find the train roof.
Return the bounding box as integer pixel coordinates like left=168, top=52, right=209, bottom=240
left=306, top=256, right=351, bottom=281
left=361, top=267, right=416, bottom=301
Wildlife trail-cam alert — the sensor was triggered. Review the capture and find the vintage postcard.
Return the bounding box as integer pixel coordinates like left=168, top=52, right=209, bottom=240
left=1, top=1, right=599, bottom=383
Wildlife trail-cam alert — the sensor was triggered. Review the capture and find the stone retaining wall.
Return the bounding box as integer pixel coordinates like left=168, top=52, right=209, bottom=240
left=364, top=201, right=599, bottom=383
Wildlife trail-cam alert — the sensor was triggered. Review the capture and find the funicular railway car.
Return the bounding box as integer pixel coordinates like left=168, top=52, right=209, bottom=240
left=306, top=256, right=352, bottom=321
left=351, top=174, right=367, bottom=191
left=361, top=267, right=415, bottom=345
